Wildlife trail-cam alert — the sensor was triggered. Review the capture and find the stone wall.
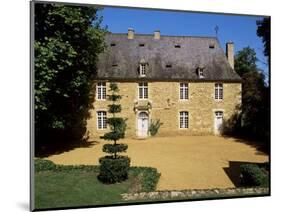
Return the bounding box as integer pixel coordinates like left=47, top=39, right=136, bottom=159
left=86, top=81, right=241, bottom=139
left=121, top=187, right=269, bottom=201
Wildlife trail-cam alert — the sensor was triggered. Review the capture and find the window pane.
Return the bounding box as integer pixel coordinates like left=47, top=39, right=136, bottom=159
left=97, top=111, right=107, bottom=129
left=180, top=111, right=188, bottom=128
left=139, top=82, right=148, bottom=99
left=97, top=82, right=106, bottom=100
left=180, top=83, right=188, bottom=100
left=139, top=87, right=143, bottom=99
left=144, top=88, right=148, bottom=98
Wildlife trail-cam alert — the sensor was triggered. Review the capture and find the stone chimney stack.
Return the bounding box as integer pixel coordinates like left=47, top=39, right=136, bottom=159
left=154, top=30, right=160, bottom=40
left=226, top=42, right=234, bottom=69
left=127, top=28, right=134, bottom=39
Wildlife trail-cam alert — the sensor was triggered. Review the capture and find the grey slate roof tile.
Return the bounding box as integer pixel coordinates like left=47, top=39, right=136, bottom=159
left=96, top=33, right=241, bottom=82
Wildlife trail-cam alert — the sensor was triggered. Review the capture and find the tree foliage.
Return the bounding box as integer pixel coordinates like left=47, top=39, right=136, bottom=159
left=257, top=18, right=270, bottom=60
left=34, top=3, right=106, bottom=152
left=233, top=47, right=270, bottom=145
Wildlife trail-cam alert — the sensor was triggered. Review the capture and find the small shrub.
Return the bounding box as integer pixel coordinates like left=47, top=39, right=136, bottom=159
left=240, top=164, right=269, bottom=187
left=130, top=167, right=161, bottom=192
left=98, top=156, right=130, bottom=183
left=148, top=119, right=163, bottom=136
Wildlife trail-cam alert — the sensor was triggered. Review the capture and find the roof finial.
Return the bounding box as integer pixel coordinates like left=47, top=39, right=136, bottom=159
left=215, top=25, right=219, bottom=37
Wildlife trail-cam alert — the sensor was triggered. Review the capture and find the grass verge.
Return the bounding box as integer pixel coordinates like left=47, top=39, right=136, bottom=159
left=34, top=159, right=160, bottom=209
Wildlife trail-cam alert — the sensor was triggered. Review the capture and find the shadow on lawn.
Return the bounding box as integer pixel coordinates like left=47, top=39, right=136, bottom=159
left=35, top=138, right=99, bottom=158
left=223, top=161, right=268, bottom=187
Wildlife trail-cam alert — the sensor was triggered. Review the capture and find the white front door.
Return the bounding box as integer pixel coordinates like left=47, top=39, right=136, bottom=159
left=214, top=111, right=223, bottom=135
left=138, top=112, right=148, bottom=137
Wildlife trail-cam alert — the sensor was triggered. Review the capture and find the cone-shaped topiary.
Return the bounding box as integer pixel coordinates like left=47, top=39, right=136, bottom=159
left=98, top=83, right=130, bottom=183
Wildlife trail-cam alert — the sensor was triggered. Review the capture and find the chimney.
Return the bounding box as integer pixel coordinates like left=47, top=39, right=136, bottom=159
left=127, top=28, right=134, bottom=39
left=226, top=42, right=234, bottom=69
left=154, top=30, right=160, bottom=40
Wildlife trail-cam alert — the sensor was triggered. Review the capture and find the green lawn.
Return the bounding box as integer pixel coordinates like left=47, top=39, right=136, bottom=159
left=34, top=159, right=160, bottom=210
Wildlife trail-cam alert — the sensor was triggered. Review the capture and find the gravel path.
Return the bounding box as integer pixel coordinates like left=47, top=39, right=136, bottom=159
left=46, top=136, right=268, bottom=190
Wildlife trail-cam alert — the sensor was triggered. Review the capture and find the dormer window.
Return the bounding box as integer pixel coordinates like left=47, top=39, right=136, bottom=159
left=139, top=59, right=148, bottom=77
left=140, top=64, right=146, bottom=76
left=197, top=66, right=205, bottom=78
left=198, top=68, right=204, bottom=78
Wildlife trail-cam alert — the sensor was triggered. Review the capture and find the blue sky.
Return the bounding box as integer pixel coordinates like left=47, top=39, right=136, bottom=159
left=97, top=7, right=268, bottom=76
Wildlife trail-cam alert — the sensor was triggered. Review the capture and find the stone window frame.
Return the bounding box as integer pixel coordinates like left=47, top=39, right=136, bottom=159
left=179, top=111, right=189, bottom=129
left=138, top=82, right=148, bottom=100
left=214, top=83, right=223, bottom=100
left=96, top=82, right=106, bottom=100
left=179, top=83, right=189, bottom=101
left=97, top=111, right=107, bottom=130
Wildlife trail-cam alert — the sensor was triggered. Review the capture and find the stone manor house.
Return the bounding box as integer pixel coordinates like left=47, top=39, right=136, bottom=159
left=86, top=29, right=242, bottom=139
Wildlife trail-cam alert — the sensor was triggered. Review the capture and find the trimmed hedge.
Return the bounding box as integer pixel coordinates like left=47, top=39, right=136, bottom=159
left=34, top=159, right=99, bottom=172
left=240, top=164, right=269, bottom=187
left=98, top=156, right=130, bottom=183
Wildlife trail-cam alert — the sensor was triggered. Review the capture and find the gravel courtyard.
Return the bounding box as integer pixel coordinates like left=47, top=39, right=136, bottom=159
left=46, top=136, right=268, bottom=190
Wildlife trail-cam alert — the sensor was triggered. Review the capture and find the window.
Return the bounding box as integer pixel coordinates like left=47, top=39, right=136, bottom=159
left=139, top=43, right=145, bottom=47
left=139, top=64, right=146, bottom=77
left=180, top=83, right=188, bottom=100
left=179, top=111, right=189, bottom=128
left=110, top=43, right=116, bottom=47
left=209, top=44, right=215, bottom=49
left=166, top=64, right=172, bottom=68
left=198, top=68, right=204, bottom=78
left=174, top=44, right=181, bottom=48
left=97, top=111, right=107, bottom=129
left=215, top=83, right=223, bottom=100
left=139, top=82, right=148, bottom=99
left=97, top=82, right=106, bottom=100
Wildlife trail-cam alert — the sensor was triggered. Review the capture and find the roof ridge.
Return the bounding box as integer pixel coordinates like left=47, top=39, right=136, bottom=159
left=107, top=32, right=218, bottom=39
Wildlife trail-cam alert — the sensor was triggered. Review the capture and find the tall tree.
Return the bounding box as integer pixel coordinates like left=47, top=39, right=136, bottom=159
left=34, top=3, right=106, bottom=154
left=234, top=47, right=269, bottom=148
left=98, top=83, right=130, bottom=184
left=257, top=18, right=270, bottom=61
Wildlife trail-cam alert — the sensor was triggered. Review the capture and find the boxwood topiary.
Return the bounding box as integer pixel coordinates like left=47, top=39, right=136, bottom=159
left=98, top=83, right=130, bottom=183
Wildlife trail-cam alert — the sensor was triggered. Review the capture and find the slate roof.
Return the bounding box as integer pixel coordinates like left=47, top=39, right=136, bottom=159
left=96, top=33, right=241, bottom=82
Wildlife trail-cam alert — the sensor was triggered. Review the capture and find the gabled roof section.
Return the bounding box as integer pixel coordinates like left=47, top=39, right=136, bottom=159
left=96, top=33, right=241, bottom=82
